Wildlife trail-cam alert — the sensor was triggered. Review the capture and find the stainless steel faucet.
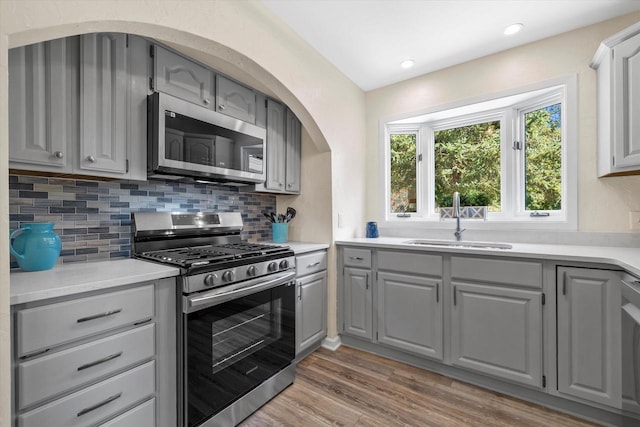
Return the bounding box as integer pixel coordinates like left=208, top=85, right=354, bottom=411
left=452, top=191, right=466, bottom=241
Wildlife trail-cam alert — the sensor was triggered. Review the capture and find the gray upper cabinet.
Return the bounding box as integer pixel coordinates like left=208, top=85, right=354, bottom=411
left=343, top=267, right=373, bottom=340
left=377, top=272, right=442, bottom=359
left=265, top=99, right=287, bottom=191
left=251, top=99, right=301, bottom=194
left=592, top=22, right=640, bottom=176
left=9, top=38, right=70, bottom=171
left=285, top=108, right=301, bottom=193
left=557, top=267, right=621, bottom=407
left=153, top=45, right=213, bottom=108
left=450, top=282, right=543, bottom=388
left=216, top=75, right=256, bottom=123
left=79, top=33, right=127, bottom=175
left=9, top=33, right=148, bottom=180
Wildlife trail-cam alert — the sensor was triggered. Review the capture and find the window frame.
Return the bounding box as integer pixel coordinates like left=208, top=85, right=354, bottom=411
left=381, top=75, right=577, bottom=231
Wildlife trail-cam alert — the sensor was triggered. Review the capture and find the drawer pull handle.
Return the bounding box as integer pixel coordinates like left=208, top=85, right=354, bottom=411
left=77, top=309, right=122, bottom=323
left=77, top=393, right=122, bottom=417
left=307, top=261, right=321, bottom=268
left=77, top=352, right=123, bottom=371
left=349, top=256, right=364, bottom=261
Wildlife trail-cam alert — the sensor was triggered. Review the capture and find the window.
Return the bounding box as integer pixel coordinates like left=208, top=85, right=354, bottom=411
left=383, top=77, right=576, bottom=229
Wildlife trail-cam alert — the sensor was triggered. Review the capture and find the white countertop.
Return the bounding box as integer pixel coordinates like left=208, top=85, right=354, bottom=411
left=10, top=259, right=180, bottom=305
left=336, top=237, right=640, bottom=277
left=265, top=241, right=330, bottom=254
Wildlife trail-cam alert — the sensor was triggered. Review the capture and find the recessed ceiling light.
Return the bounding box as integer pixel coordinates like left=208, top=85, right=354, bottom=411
left=400, top=59, right=415, bottom=69
left=504, top=23, right=524, bottom=36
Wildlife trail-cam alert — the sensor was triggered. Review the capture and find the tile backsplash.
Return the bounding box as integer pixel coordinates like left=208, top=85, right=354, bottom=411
left=9, top=175, right=276, bottom=269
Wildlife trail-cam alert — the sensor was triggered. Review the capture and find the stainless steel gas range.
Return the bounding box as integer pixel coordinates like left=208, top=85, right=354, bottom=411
left=132, top=211, right=296, bottom=427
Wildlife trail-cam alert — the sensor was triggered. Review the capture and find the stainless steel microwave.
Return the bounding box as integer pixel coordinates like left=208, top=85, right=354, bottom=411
left=147, top=92, right=266, bottom=184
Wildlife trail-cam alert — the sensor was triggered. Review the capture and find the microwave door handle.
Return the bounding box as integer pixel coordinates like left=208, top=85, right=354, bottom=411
left=185, top=270, right=296, bottom=313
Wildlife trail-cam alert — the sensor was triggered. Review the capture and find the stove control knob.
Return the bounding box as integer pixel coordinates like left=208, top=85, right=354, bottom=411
left=279, top=260, right=289, bottom=270
left=204, top=274, right=218, bottom=287
left=267, top=262, right=278, bottom=272
left=222, top=270, right=235, bottom=282
left=247, top=266, right=257, bottom=277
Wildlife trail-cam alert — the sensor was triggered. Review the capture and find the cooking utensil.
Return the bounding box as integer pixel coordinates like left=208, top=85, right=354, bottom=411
left=285, top=207, right=296, bottom=223
left=263, top=213, right=275, bottom=223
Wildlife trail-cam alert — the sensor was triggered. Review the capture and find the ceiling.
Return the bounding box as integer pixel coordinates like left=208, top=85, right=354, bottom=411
left=261, top=0, right=640, bottom=91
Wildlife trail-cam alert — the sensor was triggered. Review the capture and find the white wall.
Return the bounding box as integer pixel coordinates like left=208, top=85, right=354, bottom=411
left=365, top=12, right=640, bottom=233
left=0, top=1, right=367, bottom=423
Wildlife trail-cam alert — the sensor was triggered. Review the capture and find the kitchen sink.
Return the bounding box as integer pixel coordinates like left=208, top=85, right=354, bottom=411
left=403, top=239, right=513, bottom=250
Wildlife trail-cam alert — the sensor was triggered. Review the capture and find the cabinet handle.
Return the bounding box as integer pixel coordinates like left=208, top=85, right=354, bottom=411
left=307, top=261, right=321, bottom=268
left=218, top=103, right=224, bottom=109
left=453, top=285, right=457, bottom=306
left=77, top=309, right=122, bottom=323
left=54, top=151, right=64, bottom=159
left=349, top=256, right=364, bottom=261
left=436, top=283, right=440, bottom=303
left=86, top=155, right=96, bottom=163
left=204, top=99, right=211, bottom=106
left=77, top=352, right=123, bottom=371
left=77, top=393, right=122, bottom=417
left=298, top=282, right=302, bottom=300
left=365, top=273, right=369, bottom=290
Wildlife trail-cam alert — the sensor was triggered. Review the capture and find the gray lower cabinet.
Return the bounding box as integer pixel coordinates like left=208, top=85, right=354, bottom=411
left=12, top=279, right=176, bottom=427
left=296, top=271, right=327, bottom=355
left=343, top=267, right=373, bottom=340
left=295, top=250, right=328, bottom=357
left=557, top=266, right=621, bottom=407
left=450, top=282, right=543, bottom=388
left=377, top=272, right=443, bottom=359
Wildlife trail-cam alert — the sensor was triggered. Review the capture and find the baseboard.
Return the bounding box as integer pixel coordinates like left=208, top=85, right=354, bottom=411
left=321, top=335, right=341, bottom=351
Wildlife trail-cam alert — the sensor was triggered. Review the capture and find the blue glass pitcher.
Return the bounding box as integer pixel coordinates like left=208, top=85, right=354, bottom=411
left=10, top=222, right=61, bottom=271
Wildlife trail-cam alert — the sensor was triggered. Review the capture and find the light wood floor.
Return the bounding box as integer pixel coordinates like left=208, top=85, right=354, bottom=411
left=240, top=345, right=600, bottom=427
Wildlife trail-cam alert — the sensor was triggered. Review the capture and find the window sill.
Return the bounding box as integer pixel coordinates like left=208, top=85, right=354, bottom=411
left=382, top=217, right=577, bottom=231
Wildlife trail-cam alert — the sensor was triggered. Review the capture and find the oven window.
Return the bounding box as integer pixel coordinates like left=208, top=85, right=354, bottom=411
left=184, top=284, right=294, bottom=427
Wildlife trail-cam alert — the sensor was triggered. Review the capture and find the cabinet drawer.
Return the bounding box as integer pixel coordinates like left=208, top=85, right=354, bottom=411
left=99, top=398, right=155, bottom=427
left=18, top=361, right=155, bottom=427
left=17, top=285, right=154, bottom=357
left=343, top=248, right=372, bottom=268
left=378, top=251, right=443, bottom=276
left=451, top=257, right=542, bottom=288
left=296, top=251, right=327, bottom=276
left=18, top=323, right=155, bottom=409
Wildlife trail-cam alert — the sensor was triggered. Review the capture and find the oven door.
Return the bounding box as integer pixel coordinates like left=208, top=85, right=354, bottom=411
left=622, top=276, right=640, bottom=417
left=180, top=270, right=296, bottom=427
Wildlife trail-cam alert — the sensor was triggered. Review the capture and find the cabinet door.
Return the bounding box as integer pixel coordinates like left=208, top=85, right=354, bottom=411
left=265, top=99, right=286, bottom=191
left=377, top=272, right=442, bottom=360
left=9, top=39, right=70, bottom=170
left=451, top=282, right=543, bottom=387
left=285, top=109, right=301, bottom=193
left=80, top=33, right=127, bottom=175
left=343, top=267, right=373, bottom=340
left=613, top=32, right=640, bottom=168
left=153, top=45, right=213, bottom=108
left=216, top=75, right=256, bottom=123
left=557, top=267, right=621, bottom=407
left=296, top=271, right=327, bottom=355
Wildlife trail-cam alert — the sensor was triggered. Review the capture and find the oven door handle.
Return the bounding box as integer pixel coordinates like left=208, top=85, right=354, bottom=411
left=184, top=270, right=296, bottom=313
